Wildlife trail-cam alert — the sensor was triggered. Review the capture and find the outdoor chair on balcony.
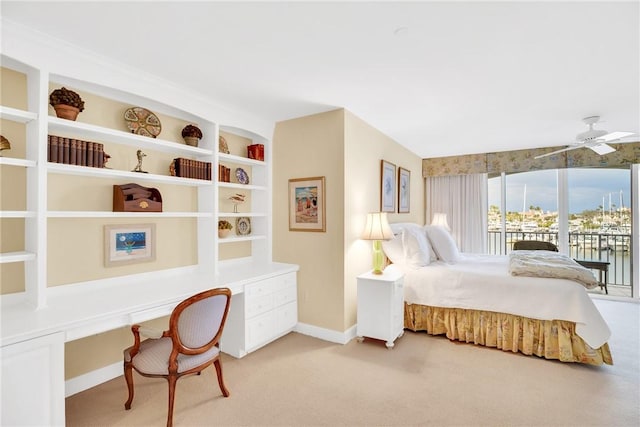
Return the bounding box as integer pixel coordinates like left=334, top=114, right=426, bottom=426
left=512, top=240, right=558, bottom=251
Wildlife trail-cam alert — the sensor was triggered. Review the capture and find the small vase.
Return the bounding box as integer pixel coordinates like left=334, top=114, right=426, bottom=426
left=53, top=104, right=80, bottom=121
left=184, top=136, right=199, bottom=147
left=218, top=229, right=231, bottom=238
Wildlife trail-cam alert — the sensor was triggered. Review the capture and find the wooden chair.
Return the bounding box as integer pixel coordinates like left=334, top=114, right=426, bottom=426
left=123, top=288, right=232, bottom=427
left=512, top=240, right=558, bottom=251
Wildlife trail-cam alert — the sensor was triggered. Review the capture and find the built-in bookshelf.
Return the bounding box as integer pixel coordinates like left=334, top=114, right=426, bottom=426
left=0, top=53, right=274, bottom=307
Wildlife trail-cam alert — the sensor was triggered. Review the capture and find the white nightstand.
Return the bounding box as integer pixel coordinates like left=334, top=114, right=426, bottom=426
left=356, top=266, right=405, bottom=348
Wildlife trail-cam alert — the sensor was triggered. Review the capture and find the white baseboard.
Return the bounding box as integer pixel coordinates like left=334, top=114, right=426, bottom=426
left=65, top=361, right=122, bottom=397
left=294, top=322, right=357, bottom=345
left=65, top=323, right=357, bottom=397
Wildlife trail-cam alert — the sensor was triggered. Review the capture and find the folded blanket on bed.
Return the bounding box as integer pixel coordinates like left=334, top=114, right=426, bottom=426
left=509, top=250, right=599, bottom=289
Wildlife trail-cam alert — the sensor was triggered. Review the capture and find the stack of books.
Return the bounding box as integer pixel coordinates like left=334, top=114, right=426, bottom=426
left=218, top=164, right=231, bottom=182
left=47, top=135, right=106, bottom=168
left=173, top=158, right=212, bottom=180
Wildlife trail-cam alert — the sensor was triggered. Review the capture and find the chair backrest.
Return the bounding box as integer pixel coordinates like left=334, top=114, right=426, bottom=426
left=512, top=240, right=558, bottom=251
left=169, top=288, right=231, bottom=355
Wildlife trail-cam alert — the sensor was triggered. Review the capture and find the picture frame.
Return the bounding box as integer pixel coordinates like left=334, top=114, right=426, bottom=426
left=289, top=176, right=326, bottom=232
left=380, top=160, right=396, bottom=212
left=398, top=167, right=410, bottom=213
left=104, top=223, right=156, bottom=267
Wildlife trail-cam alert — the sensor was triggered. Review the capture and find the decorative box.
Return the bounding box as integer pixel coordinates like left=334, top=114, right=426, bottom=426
left=247, top=144, right=264, bottom=161
left=113, top=183, right=162, bottom=212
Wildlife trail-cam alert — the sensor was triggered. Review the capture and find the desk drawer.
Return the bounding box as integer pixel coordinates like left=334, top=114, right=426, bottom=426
left=273, top=285, right=297, bottom=307
left=247, top=311, right=277, bottom=350
left=246, top=293, right=273, bottom=319
left=245, top=278, right=276, bottom=299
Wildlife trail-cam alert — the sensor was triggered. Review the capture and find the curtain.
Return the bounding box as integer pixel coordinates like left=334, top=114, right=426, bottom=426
left=426, top=173, right=487, bottom=253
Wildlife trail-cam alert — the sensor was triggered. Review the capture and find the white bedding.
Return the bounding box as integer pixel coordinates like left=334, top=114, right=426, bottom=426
left=399, top=253, right=611, bottom=349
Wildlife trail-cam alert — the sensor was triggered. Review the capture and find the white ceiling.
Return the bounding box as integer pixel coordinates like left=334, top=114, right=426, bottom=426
left=2, top=1, right=639, bottom=158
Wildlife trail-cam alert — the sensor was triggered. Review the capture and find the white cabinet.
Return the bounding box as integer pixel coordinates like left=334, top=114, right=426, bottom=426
left=1, top=332, right=65, bottom=426
left=356, top=268, right=405, bottom=348
left=221, top=271, right=297, bottom=358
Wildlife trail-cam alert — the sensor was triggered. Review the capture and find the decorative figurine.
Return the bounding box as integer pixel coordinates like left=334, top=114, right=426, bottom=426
left=132, top=149, right=148, bottom=173
left=0, top=135, right=11, bottom=156
left=103, top=152, right=111, bottom=169
left=229, top=193, right=246, bottom=213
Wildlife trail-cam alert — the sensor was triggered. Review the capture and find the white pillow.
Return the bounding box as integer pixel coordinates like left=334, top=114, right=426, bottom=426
left=388, top=222, right=435, bottom=268
left=402, top=228, right=430, bottom=268
left=390, top=223, right=437, bottom=262
left=381, top=232, right=405, bottom=265
left=424, top=225, right=460, bottom=263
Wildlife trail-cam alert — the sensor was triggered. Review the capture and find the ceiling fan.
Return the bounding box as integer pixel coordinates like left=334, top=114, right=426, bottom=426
left=534, top=116, right=635, bottom=159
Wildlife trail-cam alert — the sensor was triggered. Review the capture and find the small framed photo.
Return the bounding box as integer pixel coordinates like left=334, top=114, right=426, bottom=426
left=380, top=160, right=396, bottom=212
left=398, top=167, right=410, bottom=213
left=104, top=224, right=156, bottom=267
left=289, top=176, right=326, bottom=232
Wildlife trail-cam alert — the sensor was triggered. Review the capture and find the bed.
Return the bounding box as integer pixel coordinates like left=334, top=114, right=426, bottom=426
left=383, top=223, right=612, bottom=366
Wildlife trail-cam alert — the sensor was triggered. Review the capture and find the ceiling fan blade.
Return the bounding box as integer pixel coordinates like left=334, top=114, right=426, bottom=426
left=597, top=131, right=634, bottom=142
left=588, top=142, right=616, bottom=155
left=534, top=145, right=581, bottom=160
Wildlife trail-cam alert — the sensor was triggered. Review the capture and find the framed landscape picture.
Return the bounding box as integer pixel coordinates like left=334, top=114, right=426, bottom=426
left=289, top=176, right=326, bottom=232
left=398, top=167, right=410, bottom=213
left=380, top=160, right=396, bottom=212
left=104, top=223, right=156, bottom=267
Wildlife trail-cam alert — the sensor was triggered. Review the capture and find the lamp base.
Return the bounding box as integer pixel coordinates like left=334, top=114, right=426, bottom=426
left=371, top=240, right=385, bottom=275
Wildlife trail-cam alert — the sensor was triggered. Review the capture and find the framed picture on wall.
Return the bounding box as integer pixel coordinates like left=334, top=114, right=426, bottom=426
left=380, top=160, right=396, bottom=212
left=104, top=223, right=156, bottom=267
left=398, top=167, right=410, bottom=213
left=288, top=176, right=326, bottom=232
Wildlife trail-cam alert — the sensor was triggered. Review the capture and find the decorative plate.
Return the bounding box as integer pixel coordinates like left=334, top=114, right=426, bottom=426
left=124, top=107, right=161, bottom=138
left=236, top=217, right=251, bottom=235
left=219, top=135, right=230, bottom=154
left=235, top=167, right=249, bottom=185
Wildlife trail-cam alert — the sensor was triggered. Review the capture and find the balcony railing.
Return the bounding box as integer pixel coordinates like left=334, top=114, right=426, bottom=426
left=488, top=231, right=633, bottom=297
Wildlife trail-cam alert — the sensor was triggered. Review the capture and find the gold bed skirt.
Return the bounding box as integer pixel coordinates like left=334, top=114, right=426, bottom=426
left=404, top=303, right=613, bottom=366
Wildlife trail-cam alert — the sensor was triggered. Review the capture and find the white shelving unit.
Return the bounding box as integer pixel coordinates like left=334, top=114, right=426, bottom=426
left=0, top=31, right=298, bottom=425
left=0, top=51, right=286, bottom=321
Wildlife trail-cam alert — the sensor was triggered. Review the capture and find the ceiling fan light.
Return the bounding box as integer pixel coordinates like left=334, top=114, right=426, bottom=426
left=576, top=129, right=607, bottom=142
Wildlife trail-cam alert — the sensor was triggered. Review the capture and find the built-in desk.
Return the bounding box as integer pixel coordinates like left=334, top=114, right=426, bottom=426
left=0, top=261, right=298, bottom=426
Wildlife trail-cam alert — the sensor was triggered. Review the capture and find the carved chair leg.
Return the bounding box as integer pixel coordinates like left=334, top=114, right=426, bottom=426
left=166, top=375, right=177, bottom=427
left=214, top=358, right=230, bottom=397
left=123, top=361, right=134, bottom=410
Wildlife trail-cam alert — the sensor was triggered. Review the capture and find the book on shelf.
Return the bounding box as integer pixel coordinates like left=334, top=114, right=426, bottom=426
left=218, top=164, right=232, bottom=182
left=69, top=139, right=77, bottom=165
left=173, top=157, right=212, bottom=180
left=47, top=134, right=106, bottom=168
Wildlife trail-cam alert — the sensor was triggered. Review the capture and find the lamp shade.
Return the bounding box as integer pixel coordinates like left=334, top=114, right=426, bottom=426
left=361, top=212, right=394, bottom=241
left=431, top=213, right=450, bottom=230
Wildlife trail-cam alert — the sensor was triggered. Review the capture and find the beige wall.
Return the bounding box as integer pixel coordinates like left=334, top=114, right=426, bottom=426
left=343, top=111, right=424, bottom=329
left=273, top=110, right=346, bottom=331
left=273, top=109, right=424, bottom=333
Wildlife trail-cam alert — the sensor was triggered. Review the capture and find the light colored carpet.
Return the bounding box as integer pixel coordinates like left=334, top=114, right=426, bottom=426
left=66, top=299, right=639, bottom=426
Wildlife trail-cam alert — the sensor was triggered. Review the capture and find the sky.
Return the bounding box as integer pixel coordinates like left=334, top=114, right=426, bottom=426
left=488, top=168, right=633, bottom=214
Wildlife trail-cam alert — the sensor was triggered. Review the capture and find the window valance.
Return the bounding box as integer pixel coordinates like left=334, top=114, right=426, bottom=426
left=422, top=141, right=640, bottom=177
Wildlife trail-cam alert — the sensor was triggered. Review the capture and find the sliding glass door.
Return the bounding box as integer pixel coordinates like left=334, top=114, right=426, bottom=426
left=488, top=167, right=635, bottom=298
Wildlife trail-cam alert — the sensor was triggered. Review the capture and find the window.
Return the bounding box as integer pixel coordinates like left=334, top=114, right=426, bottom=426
left=488, top=167, right=634, bottom=298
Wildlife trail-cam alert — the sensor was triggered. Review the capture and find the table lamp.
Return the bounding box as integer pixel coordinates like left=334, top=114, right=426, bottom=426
left=361, top=212, right=394, bottom=274
left=432, top=212, right=450, bottom=230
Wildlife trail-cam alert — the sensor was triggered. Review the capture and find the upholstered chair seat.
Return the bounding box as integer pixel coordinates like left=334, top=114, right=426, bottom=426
left=124, top=337, right=221, bottom=375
